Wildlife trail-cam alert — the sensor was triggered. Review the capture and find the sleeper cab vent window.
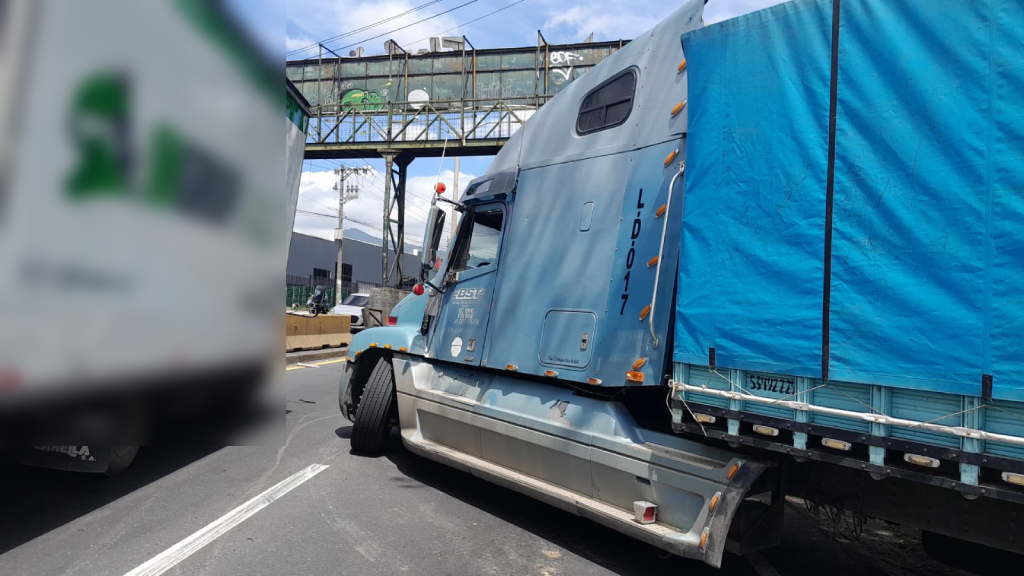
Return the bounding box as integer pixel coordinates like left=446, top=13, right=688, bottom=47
left=576, top=68, right=637, bottom=136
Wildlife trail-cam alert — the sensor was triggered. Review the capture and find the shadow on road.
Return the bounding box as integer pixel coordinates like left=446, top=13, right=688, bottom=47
left=373, top=428, right=983, bottom=576
left=0, top=446, right=219, bottom=555
left=379, top=431, right=752, bottom=576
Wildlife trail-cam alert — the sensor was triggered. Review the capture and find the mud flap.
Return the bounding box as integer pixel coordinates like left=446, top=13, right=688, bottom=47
left=702, top=460, right=775, bottom=567
left=19, top=446, right=111, bottom=473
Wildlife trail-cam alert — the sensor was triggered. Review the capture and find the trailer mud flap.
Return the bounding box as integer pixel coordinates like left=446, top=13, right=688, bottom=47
left=19, top=446, right=111, bottom=473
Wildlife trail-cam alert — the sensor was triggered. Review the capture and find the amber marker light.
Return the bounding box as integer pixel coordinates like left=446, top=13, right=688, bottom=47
left=708, top=491, right=722, bottom=513
left=726, top=462, right=741, bottom=481
left=664, top=149, right=678, bottom=166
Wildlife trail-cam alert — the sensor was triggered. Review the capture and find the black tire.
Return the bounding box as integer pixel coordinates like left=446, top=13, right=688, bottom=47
left=351, top=358, right=397, bottom=454
left=104, top=446, right=139, bottom=477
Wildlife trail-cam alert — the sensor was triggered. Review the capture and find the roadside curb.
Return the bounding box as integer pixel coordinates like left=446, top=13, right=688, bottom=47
left=286, top=347, right=348, bottom=365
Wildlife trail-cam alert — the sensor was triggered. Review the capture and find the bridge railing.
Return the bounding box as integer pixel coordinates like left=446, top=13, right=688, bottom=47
left=306, top=95, right=554, bottom=147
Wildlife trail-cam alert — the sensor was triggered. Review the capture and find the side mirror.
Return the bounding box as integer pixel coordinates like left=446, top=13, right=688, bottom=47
left=420, top=206, right=446, bottom=278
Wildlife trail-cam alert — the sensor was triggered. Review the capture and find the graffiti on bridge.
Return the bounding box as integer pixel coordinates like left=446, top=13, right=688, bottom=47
left=340, top=88, right=386, bottom=111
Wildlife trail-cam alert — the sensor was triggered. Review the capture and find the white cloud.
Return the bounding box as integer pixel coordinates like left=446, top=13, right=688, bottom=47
left=541, top=3, right=661, bottom=43
left=287, top=0, right=793, bottom=61
left=534, top=0, right=791, bottom=44
left=292, top=166, right=476, bottom=255
left=286, top=0, right=461, bottom=58
left=704, top=0, right=790, bottom=24
left=286, top=34, right=315, bottom=53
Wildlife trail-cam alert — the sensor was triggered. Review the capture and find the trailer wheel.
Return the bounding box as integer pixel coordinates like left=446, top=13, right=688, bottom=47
left=351, top=358, right=397, bottom=455
left=104, top=446, right=139, bottom=477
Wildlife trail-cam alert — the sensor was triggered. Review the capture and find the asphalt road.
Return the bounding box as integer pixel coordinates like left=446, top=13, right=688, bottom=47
left=0, top=361, right=981, bottom=576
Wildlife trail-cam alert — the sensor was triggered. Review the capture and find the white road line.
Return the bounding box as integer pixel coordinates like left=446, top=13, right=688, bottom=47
left=296, top=362, right=321, bottom=368
left=123, top=463, right=329, bottom=576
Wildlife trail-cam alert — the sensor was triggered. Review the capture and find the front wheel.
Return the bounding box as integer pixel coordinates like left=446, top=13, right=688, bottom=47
left=350, top=359, right=397, bottom=455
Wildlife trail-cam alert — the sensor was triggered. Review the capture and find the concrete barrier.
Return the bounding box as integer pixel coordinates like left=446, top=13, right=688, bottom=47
left=286, top=313, right=351, bottom=352
left=362, top=287, right=408, bottom=329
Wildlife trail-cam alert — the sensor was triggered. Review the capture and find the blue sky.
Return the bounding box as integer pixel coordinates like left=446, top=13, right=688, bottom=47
left=279, top=0, right=787, bottom=246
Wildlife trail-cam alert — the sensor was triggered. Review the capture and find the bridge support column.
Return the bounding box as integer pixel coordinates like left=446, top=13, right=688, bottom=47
left=380, top=150, right=411, bottom=286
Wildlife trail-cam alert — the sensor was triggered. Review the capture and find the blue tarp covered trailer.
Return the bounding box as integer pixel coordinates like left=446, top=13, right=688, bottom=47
left=675, top=0, right=1024, bottom=400
left=672, top=0, right=1024, bottom=488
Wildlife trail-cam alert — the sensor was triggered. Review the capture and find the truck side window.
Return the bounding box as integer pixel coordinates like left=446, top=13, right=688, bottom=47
left=576, top=69, right=637, bottom=135
left=452, top=208, right=503, bottom=273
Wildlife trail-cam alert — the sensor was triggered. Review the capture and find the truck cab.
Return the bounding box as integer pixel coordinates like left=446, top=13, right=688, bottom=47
left=338, top=0, right=1024, bottom=567
left=337, top=2, right=777, bottom=568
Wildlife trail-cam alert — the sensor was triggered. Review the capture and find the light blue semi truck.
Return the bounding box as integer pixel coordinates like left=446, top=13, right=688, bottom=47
left=339, top=0, right=1024, bottom=566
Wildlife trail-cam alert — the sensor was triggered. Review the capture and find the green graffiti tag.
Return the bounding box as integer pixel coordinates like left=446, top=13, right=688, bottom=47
left=340, top=89, right=386, bottom=111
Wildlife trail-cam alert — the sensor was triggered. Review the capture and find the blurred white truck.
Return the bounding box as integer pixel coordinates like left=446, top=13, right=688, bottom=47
left=0, top=0, right=299, bottom=472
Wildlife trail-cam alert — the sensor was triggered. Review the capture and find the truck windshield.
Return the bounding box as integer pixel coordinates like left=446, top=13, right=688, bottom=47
left=452, top=208, right=503, bottom=272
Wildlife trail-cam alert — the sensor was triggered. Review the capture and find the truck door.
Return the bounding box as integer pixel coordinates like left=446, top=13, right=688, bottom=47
left=428, top=203, right=505, bottom=366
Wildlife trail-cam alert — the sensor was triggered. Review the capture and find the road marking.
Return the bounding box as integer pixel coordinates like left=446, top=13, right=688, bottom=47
left=287, top=357, right=348, bottom=371
left=123, top=463, right=329, bottom=576
left=312, top=358, right=347, bottom=366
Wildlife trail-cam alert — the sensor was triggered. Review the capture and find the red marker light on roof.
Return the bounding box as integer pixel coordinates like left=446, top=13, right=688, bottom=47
left=412, top=284, right=425, bottom=296
left=435, top=182, right=447, bottom=194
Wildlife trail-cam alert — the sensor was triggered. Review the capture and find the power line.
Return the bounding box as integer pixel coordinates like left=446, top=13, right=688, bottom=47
left=287, top=0, right=448, bottom=57
left=295, top=210, right=425, bottom=242
left=298, top=193, right=341, bottom=215
left=297, top=209, right=336, bottom=218
left=405, top=0, right=528, bottom=49
left=325, top=160, right=433, bottom=224
left=318, top=0, right=481, bottom=55
left=300, top=159, right=434, bottom=224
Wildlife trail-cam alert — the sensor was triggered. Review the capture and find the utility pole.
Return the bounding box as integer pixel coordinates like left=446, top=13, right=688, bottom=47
left=451, top=157, right=460, bottom=245
left=334, top=166, right=370, bottom=306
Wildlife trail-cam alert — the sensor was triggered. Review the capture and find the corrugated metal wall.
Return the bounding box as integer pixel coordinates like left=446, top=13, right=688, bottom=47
left=286, top=232, right=420, bottom=286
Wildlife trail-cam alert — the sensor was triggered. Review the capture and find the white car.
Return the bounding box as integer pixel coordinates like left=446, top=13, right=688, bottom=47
left=331, top=293, right=369, bottom=331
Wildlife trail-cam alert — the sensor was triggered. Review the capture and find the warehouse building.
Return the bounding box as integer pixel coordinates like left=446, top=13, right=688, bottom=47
left=286, top=231, right=422, bottom=299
